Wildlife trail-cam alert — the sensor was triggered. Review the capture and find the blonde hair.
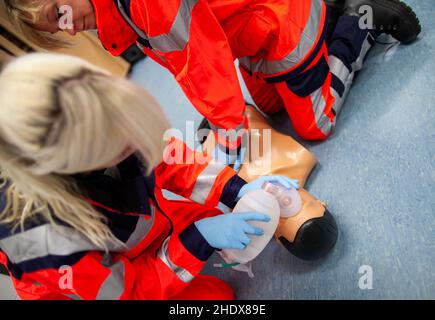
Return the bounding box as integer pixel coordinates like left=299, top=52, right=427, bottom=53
left=0, top=53, right=170, bottom=249
left=2, top=0, right=69, bottom=49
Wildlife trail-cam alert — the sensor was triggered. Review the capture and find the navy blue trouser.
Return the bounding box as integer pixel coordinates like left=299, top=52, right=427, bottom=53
left=241, top=13, right=377, bottom=140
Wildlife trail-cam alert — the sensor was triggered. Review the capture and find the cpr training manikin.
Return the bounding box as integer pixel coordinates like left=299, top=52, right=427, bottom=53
left=203, top=105, right=339, bottom=275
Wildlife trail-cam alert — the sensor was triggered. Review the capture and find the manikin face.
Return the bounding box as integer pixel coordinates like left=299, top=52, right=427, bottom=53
left=29, top=0, right=96, bottom=36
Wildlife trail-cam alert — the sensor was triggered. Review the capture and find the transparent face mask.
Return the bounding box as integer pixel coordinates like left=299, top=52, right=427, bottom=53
left=262, top=181, right=302, bottom=218
left=214, top=181, right=303, bottom=277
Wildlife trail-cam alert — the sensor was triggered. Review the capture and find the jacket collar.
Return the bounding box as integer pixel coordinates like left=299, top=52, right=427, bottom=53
left=91, top=0, right=137, bottom=56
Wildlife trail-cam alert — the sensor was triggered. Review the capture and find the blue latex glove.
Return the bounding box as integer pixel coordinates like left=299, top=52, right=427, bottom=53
left=213, top=144, right=238, bottom=166
left=213, top=132, right=247, bottom=170
left=232, top=132, right=248, bottom=172
left=195, top=213, right=271, bottom=250
left=232, top=150, right=244, bottom=172
left=237, top=176, right=299, bottom=200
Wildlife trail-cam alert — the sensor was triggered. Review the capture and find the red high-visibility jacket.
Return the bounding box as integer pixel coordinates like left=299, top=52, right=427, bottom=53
left=92, top=0, right=326, bottom=149
left=0, top=139, right=246, bottom=300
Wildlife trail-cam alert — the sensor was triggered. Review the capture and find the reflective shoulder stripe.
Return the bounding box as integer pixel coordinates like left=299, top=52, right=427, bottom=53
left=0, top=224, right=125, bottom=265
left=149, top=0, right=199, bottom=53
left=190, top=160, right=227, bottom=205
left=158, top=237, right=194, bottom=283
left=117, top=0, right=199, bottom=53
left=239, top=0, right=324, bottom=76
left=96, top=259, right=126, bottom=300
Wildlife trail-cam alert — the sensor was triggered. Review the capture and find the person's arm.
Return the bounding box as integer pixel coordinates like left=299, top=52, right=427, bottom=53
left=0, top=250, right=7, bottom=273
left=154, top=137, right=247, bottom=208
left=133, top=0, right=248, bottom=150
left=18, top=225, right=215, bottom=300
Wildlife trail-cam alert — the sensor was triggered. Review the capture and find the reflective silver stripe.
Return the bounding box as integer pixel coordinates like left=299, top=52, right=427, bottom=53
left=96, top=260, right=125, bottom=300
left=116, top=0, right=148, bottom=40
left=310, top=87, right=334, bottom=136
left=40, top=260, right=125, bottom=300
left=331, top=71, right=354, bottom=116
left=136, top=42, right=167, bottom=63
left=0, top=224, right=125, bottom=264
left=329, top=55, right=350, bottom=84
left=116, top=0, right=165, bottom=63
left=157, top=238, right=194, bottom=283
left=351, top=34, right=374, bottom=72
left=190, top=160, right=227, bottom=204
left=118, top=0, right=199, bottom=53
left=330, top=87, right=343, bottom=115
left=125, top=207, right=155, bottom=249
left=149, top=0, right=199, bottom=52
left=239, top=0, right=324, bottom=75
left=329, top=33, right=374, bottom=116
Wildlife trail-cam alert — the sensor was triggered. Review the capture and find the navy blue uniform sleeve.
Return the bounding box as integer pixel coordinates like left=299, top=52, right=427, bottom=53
left=219, top=175, right=247, bottom=209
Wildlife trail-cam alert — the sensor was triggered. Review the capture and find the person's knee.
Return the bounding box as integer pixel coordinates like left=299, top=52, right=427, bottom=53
left=294, top=120, right=335, bottom=141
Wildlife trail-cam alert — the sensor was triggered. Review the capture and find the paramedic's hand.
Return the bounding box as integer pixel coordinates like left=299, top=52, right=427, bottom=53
left=195, top=213, right=270, bottom=250
left=237, top=176, right=299, bottom=200
left=232, top=135, right=248, bottom=172
left=214, top=144, right=238, bottom=166
left=232, top=150, right=243, bottom=173
left=213, top=131, right=247, bottom=171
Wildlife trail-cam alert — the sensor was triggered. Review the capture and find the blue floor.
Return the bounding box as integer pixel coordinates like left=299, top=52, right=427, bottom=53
left=130, top=0, right=435, bottom=299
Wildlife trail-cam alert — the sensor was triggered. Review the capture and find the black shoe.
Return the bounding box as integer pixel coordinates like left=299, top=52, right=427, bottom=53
left=344, top=0, right=421, bottom=44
